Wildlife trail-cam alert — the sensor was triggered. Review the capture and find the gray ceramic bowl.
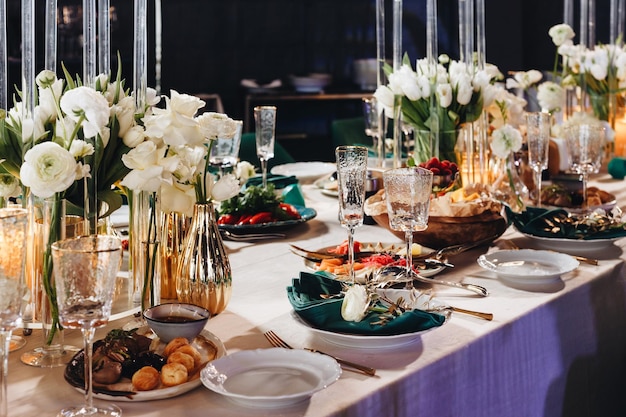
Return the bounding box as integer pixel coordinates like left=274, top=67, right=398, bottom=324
left=143, top=303, right=210, bottom=343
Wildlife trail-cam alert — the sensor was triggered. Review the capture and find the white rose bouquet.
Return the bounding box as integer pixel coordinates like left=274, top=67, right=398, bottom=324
left=120, top=90, right=241, bottom=217
left=375, top=53, right=501, bottom=163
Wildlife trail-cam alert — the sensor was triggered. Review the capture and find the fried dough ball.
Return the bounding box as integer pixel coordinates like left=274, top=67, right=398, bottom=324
left=131, top=366, right=160, bottom=391
left=174, top=344, right=202, bottom=368
left=160, top=362, right=188, bottom=387
left=167, top=351, right=195, bottom=373
left=163, top=337, right=190, bottom=357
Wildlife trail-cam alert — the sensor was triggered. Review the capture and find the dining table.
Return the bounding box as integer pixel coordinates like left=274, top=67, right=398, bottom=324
left=6, top=172, right=626, bottom=417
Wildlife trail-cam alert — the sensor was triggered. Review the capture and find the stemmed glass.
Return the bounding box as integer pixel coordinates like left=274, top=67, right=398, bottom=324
left=254, top=106, right=277, bottom=188
left=383, top=167, right=433, bottom=289
left=210, top=120, right=243, bottom=177
left=564, top=124, right=606, bottom=212
left=335, top=145, right=369, bottom=283
left=362, top=97, right=384, bottom=167
left=525, top=112, right=552, bottom=207
left=52, top=235, right=123, bottom=417
left=0, top=208, right=28, bottom=417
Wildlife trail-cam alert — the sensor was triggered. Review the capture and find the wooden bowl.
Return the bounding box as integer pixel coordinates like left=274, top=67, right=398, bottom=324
left=371, top=211, right=508, bottom=250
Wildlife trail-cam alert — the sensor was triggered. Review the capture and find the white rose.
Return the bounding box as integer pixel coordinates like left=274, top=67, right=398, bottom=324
left=490, top=124, right=523, bottom=159
left=548, top=23, right=575, bottom=46
left=0, top=174, right=21, bottom=198
left=341, top=284, right=370, bottom=322
left=122, top=125, right=145, bottom=148
left=20, top=141, right=78, bottom=198
left=161, top=182, right=196, bottom=216
left=536, top=81, right=565, bottom=113
left=208, top=173, right=240, bottom=202
left=60, top=86, right=111, bottom=139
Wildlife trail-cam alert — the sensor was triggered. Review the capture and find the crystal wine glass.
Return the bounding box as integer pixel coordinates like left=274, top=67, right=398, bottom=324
left=525, top=112, right=552, bottom=207
left=362, top=97, right=384, bottom=167
left=383, top=167, right=433, bottom=289
left=52, top=235, right=123, bottom=417
left=335, top=145, right=369, bottom=283
left=564, top=124, right=606, bottom=212
left=209, top=120, right=243, bottom=177
left=0, top=208, right=28, bottom=417
left=254, top=106, right=277, bottom=188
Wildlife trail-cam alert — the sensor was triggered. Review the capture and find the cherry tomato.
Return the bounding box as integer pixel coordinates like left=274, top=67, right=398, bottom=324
left=217, top=214, right=239, bottom=225
left=278, top=203, right=301, bottom=219
left=248, top=211, right=274, bottom=225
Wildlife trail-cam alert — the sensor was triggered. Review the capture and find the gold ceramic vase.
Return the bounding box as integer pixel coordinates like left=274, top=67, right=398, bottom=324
left=176, top=202, right=232, bottom=315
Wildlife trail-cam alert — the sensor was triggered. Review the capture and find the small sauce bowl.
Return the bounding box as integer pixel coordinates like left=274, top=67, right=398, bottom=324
left=143, top=303, right=210, bottom=343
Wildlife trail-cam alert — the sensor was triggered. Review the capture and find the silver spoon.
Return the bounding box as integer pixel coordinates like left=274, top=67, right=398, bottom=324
left=220, top=229, right=286, bottom=241
left=374, top=265, right=489, bottom=297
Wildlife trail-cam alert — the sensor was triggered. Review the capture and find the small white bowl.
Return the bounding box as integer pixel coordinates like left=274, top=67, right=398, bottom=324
left=143, top=303, right=210, bottom=343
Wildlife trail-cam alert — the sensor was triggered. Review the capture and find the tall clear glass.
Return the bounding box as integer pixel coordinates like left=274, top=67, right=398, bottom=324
left=254, top=106, right=276, bottom=188
left=210, top=120, right=243, bottom=177
left=383, top=167, right=433, bottom=289
left=52, top=235, right=123, bottom=417
left=362, top=97, right=385, bottom=168
left=564, top=124, right=606, bottom=212
left=335, top=146, right=368, bottom=283
left=0, top=208, right=28, bottom=417
left=525, top=112, right=552, bottom=207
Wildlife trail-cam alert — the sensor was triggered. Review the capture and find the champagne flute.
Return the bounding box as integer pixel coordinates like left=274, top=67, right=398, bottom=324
left=335, top=145, right=369, bottom=283
left=525, top=112, right=552, bottom=207
left=0, top=208, right=28, bottom=417
left=362, top=97, right=385, bottom=167
left=209, top=120, right=243, bottom=177
left=254, top=106, right=277, bottom=189
left=383, top=167, right=433, bottom=289
left=52, top=235, right=123, bottom=417
left=564, top=124, right=606, bottom=212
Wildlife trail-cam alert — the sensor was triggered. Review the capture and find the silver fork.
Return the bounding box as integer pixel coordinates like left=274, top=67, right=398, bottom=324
left=263, top=331, right=376, bottom=376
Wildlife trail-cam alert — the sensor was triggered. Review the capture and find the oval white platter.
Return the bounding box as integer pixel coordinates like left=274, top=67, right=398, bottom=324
left=200, top=348, right=341, bottom=408
left=477, top=249, right=579, bottom=284
left=271, top=162, right=336, bottom=184
left=65, top=328, right=226, bottom=402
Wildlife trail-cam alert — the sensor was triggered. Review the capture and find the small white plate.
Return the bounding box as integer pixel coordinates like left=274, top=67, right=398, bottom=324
left=271, top=162, right=336, bottom=184
left=521, top=232, right=624, bottom=254
left=477, top=249, right=579, bottom=284
left=292, top=289, right=449, bottom=350
left=200, top=348, right=341, bottom=408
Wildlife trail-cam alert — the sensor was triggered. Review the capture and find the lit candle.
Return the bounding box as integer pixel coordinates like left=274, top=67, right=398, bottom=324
left=44, top=0, right=57, bottom=71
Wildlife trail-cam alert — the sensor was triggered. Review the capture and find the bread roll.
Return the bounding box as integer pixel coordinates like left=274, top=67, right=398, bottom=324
left=163, top=337, right=190, bottom=357
left=160, top=363, right=188, bottom=387
left=174, top=344, right=202, bottom=368
left=167, top=351, right=195, bottom=373
left=131, top=366, right=160, bottom=391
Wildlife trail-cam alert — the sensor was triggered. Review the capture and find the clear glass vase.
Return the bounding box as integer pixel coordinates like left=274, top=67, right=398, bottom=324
left=176, top=202, right=232, bottom=315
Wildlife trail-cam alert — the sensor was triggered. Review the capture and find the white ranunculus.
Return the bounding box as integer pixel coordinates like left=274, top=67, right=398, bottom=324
left=341, top=284, right=370, bottom=322
left=0, top=174, right=21, bottom=198
left=536, top=81, right=565, bottom=113
left=60, top=86, right=111, bottom=139
left=161, top=182, right=196, bottom=216
left=436, top=83, right=453, bottom=108
left=196, top=112, right=238, bottom=141
left=548, top=23, right=575, bottom=46
left=20, top=141, right=78, bottom=198
left=235, top=161, right=256, bottom=183
left=122, top=125, right=145, bottom=148
left=69, top=140, right=95, bottom=159
left=490, top=124, right=523, bottom=159
left=208, top=173, right=241, bottom=202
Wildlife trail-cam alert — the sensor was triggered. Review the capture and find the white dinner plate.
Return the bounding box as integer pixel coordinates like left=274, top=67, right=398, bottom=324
left=200, top=348, right=341, bottom=408
left=313, top=174, right=338, bottom=197
left=292, top=289, right=449, bottom=350
left=521, top=232, right=624, bottom=254
left=65, top=328, right=227, bottom=402
left=477, top=249, right=579, bottom=284
left=271, top=162, right=336, bottom=184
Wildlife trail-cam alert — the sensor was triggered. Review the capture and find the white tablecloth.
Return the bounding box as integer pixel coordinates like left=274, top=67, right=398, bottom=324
left=7, top=174, right=626, bottom=417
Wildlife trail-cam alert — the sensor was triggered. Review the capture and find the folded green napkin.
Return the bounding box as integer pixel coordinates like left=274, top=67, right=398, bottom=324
left=287, top=272, right=446, bottom=336
left=245, top=174, right=298, bottom=189
left=506, top=206, right=626, bottom=240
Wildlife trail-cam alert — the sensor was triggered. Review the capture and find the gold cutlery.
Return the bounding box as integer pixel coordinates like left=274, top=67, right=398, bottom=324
left=220, top=229, right=286, bottom=241
left=263, top=331, right=376, bottom=377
